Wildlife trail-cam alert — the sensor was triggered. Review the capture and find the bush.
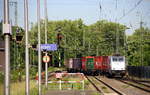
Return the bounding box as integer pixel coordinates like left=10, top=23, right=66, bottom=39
left=0, top=72, right=4, bottom=83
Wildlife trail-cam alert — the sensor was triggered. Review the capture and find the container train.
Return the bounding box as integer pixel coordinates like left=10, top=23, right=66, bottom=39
left=65, top=56, right=126, bottom=77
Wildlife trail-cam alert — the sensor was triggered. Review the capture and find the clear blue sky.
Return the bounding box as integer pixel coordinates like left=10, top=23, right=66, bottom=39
left=0, top=0, right=150, bottom=35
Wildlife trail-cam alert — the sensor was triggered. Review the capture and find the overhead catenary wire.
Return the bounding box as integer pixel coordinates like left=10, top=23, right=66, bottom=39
left=118, top=0, right=144, bottom=21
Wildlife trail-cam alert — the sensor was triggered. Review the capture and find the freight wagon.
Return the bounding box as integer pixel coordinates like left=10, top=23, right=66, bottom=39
left=94, top=56, right=109, bottom=75
left=82, top=56, right=99, bottom=75
left=66, top=55, right=126, bottom=77
left=66, top=58, right=82, bottom=73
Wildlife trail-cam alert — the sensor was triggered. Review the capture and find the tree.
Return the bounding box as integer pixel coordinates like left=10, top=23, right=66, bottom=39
left=127, top=27, right=150, bottom=66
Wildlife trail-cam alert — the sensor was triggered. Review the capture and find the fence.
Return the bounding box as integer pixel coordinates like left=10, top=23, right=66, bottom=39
left=127, top=66, right=150, bottom=79
left=47, top=73, right=85, bottom=90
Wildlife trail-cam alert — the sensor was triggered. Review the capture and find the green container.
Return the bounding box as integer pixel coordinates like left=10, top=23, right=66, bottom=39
left=86, top=58, right=94, bottom=70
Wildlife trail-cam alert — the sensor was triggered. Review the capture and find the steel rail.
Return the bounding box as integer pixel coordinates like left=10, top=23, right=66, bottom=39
left=85, top=76, right=104, bottom=95
left=94, top=76, right=126, bottom=95
left=116, top=79, right=150, bottom=93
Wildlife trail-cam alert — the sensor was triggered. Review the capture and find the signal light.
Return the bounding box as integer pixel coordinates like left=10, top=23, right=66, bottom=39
left=57, top=33, right=63, bottom=40
left=15, top=27, right=24, bottom=43
left=16, top=35, right=23, bottom=42
left=32, top=44, right=37, bottom=49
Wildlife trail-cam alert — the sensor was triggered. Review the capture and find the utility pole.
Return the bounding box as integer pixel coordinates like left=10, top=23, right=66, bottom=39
left=96, top=46, right=98, bottom=56
left=9, top=1, right=17, bottom=26
left=115, top=0, right=119, bottom=54
left=3, top=0, right=11, bottom=95
left=24, top=0, right=30, bottom=95
left=83, top=29, right=85, bottom=48
left=88, top=41, right=91, bottom=56
left=98, top=0, right=102, bottom=56
left=140, top=19, right=143, bottom=66
left=37, top=0, right=41, bottom=95
left=99, top=0, right=102, bottom=21
left=44, top=0, right=48, bottom=88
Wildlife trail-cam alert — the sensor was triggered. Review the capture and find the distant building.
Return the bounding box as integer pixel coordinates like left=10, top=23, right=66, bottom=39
left=0, top=41, right=5, bottom=72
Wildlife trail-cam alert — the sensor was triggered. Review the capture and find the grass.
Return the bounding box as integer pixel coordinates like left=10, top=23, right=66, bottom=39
left=0, top=78, right=99, bottom=95
left=121, top=84, right=130, bottom=88
left=0, top=67, right=92, bottom=94
left=46, top=71, right=87, bottom=90
left=0, top=83, right=4, bottom=95
left=92, top=92, right=101, bottom=95
left=46, top=80, right=85, bottom=90
left=48, top=67, right=66, bottom=72
left=10, top=80, right=39, bottom=95
left=101, top=86, right=107, bottom=90
left=0, top=80, right=48, bottom=95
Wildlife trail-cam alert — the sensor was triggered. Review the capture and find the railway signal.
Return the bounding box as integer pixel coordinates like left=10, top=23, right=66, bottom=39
left=55, top=27, right=63, bottom=67
left=57, top=32, right=63, bottom=47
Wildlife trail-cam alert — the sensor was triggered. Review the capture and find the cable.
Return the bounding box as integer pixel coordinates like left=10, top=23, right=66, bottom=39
left=118, top=0, right=144, bottom=21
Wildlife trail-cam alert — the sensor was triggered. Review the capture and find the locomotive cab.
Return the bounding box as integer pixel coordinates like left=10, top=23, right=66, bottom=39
left=108, top=56, right=126, bottom=77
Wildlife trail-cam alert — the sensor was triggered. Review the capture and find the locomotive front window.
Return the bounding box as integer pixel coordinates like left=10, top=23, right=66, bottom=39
left=119, top=57, right=123, bottom=61
left=112, top=58, right=117, bottom=61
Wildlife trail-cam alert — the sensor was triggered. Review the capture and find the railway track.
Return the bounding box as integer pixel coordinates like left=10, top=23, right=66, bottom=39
left=94, top=76, right=126, bottom=95
left=125, top=79, right=150, bottom=88
left=116, top=79, right=150, bottom=93
left=86, top=76, right=125, bottom=95
left=85, top=76, right=104, bottom=95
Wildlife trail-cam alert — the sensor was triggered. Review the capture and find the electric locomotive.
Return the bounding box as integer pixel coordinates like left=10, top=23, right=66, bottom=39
left=105, top=56, right=126, bottom=77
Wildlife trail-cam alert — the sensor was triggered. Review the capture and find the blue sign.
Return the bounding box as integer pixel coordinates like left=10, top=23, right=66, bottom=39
left=41, top=44, right=57, bottom=51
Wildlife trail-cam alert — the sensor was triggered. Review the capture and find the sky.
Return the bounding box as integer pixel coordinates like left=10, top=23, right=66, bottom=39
left=0, top=0, right=150, bottom=35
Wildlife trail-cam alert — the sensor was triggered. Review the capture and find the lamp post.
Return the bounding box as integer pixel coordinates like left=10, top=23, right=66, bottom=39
left=37, top=0, right=41, bottom=95
left=24, top=0, right=30, bottom=95
left=3, top=0, right=11, bottom=95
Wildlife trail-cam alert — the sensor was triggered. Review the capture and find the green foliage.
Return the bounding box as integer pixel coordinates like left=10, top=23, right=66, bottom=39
left=127, top=27, right=150, bottom=66
left=1, top=18, right=150, bottom=82
left=0, top=72, right=4, bottom=83
left=30, top=19, right=126, bottom=61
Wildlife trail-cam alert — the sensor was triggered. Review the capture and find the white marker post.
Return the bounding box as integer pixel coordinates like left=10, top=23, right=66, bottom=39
left=44, top=0, right=48, bottom=88
left=37, top=0, right=41, bottom=95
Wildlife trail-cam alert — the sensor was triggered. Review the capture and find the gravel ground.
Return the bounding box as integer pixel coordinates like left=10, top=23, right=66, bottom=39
left=99, top=76, right=150, bottom=95
left=139, top=82, right=150, bottom=87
